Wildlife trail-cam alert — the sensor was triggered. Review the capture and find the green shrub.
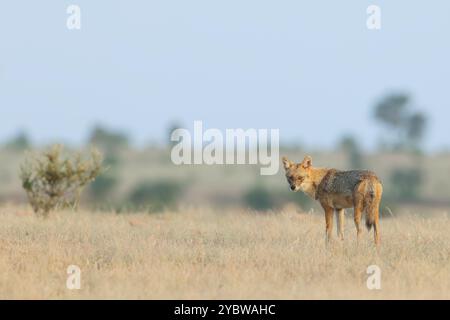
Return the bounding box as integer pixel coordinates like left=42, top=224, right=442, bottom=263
left=89, top=173, right=118, bottom=202
left=128, top=180, right=182, bottom=212
left=20, top=145, right=103, bottom=216
left=243, top=186, right=275, bottom=211
left=89, top=152, right=121, bottom=202
left=244, top=184, right=313, bottom=212
left=282, top=190, right=312, bottom=209
left=389, top=167, right=423, bottom=201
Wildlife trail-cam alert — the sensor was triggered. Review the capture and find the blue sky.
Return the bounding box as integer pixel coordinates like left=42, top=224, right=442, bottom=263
left=1, top=1, right=449, bottom=150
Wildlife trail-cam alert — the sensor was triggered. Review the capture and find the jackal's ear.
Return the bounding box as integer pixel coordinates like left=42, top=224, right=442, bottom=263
left=301, top=155, right=312, bottom=169
left=282, top=156, right=293, bottom=170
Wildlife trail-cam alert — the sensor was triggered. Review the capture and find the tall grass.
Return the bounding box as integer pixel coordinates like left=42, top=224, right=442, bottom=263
left=0, top=205, right=448, bottom=299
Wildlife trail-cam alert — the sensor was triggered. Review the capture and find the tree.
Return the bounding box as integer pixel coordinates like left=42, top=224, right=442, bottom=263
left=167, top=121, right=183, bottom=147
left=373, top=93, right=427, bottom=151
left=374, top=94, right=409, bottom=129
left=406, top=112, right=427, bottom=148
left=338, top=135, right=364, bottom=169
left=88, top=125, right=129, bottom=153
left=4, top=131, right=31, bottom=151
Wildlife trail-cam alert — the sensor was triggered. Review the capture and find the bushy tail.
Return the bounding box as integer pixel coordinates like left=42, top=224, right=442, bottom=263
left=364, top=179, right=380, bottom=231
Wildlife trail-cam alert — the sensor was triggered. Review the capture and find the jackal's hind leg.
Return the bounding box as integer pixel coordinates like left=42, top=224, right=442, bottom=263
left=372, top=202, right=381, bottom=247
left=353, top=195, right=364, bottom=242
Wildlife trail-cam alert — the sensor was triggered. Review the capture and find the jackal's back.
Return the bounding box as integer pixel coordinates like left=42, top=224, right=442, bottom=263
left=317, top=169, right=380, bottom=198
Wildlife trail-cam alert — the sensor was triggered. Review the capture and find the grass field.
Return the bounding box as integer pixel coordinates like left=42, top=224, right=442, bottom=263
left=0, top=205, right=449, bottom=299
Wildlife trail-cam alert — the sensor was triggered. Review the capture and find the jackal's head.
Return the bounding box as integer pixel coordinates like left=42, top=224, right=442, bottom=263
left=282, top=156, right=312, bottom=192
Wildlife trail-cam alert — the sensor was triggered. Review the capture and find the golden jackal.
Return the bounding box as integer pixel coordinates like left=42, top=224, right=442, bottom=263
left=282, top=156, right=382, bottom=246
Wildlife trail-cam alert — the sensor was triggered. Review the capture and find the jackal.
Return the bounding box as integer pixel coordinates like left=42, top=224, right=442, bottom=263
left=282, top=156, right=382, bottom=246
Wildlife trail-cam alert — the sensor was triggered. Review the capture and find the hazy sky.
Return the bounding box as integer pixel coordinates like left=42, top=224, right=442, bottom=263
left=1, top=1, right=449, bottom=150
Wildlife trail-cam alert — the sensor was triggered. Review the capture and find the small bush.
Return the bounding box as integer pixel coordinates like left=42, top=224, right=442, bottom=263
left=20, top=145, right=103, bottom=216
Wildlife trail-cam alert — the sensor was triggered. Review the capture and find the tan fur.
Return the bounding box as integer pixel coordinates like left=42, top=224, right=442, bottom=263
left=282, top=155, right=382, bottom=246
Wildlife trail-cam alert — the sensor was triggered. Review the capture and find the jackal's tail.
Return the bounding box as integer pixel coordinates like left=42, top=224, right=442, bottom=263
left=363, top=178, right=382, bottom=230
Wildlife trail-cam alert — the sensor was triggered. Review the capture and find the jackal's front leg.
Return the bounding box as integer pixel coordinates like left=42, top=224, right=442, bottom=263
left=335, top=209, right=345, bottom=240
left=323, top=205, right=334, bottom=244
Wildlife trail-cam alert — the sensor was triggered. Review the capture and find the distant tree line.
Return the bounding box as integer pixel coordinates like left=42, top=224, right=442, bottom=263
left=4, top=94, right=434, bottom=214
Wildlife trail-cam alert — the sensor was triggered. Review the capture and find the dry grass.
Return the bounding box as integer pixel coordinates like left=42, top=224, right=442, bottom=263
left=0, top=205, right=449, bottom=299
